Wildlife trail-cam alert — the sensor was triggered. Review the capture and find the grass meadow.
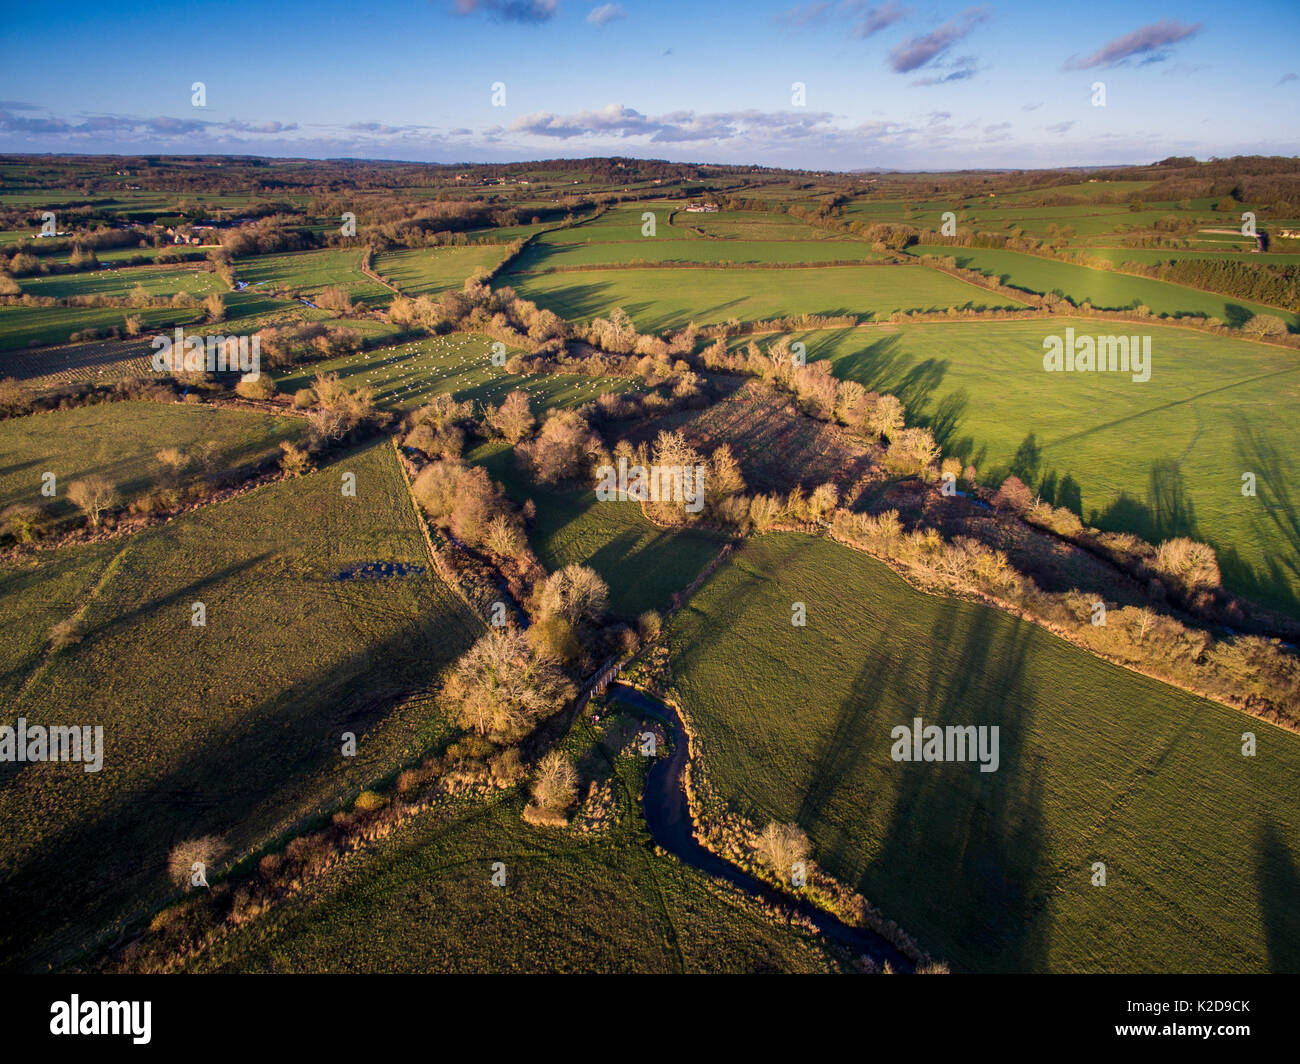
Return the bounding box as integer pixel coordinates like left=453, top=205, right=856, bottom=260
left=665, top=533, right=1300, bottom=973
left=0, top=401, right=304, bottom=520
left=274, top=333, right=640, bottom=413
left=0, top=440, right=482, bottom=971
left=371, top=245, right=510, bottom=297
left=503, top=264, right=1025, bottom=332
left=911, top=245, right=1298, bottom=325
left=181, top=769, right=836, bottom=974
left=794, top=319, right=1300, bottom=618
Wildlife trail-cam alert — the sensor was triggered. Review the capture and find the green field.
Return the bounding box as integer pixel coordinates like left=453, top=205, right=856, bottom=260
left=911, top=246, right=1298, bottom=325
left=503, top=264, right=1024, bottom=331
left=796, top=318, right=1300, bottom=617
left=684, top=209, right=841, bottom=241
left=18, top=262, right=227, bottom=301
left=665, top=533, right=1300, bottom=972
left=371, top=245, right=509, bottom=296
left=534, top=206, right=700, bottom=245
left=0, top=290, right=304, bottom=352
left=473, top=441, right=730, bottom=619
left=235, top=249, right=391, bottom=305
left=512, top=239, right=883, bottom=271
left=275, top=333, right=639, bottom=413
left=0, top=401, right=304, bottom=519
left=181, top=767, right=836, bottom=974
left=0, top=440, right=482, bottom=970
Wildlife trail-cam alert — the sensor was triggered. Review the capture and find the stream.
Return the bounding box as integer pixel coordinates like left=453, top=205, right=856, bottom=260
left=606, top=682, right=913, bottom=971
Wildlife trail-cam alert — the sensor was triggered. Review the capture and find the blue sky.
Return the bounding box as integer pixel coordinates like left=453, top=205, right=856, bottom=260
left=1, top=0, right=1296, bottom=169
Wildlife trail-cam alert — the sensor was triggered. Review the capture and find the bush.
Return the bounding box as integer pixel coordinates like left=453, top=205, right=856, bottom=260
left=48, top=618, right=84, bottom=650
left=353, top=790, right=387, bottom=813
left=167, top=835, right=228, bottom=888
left=234, top=374, right=277, bottom=400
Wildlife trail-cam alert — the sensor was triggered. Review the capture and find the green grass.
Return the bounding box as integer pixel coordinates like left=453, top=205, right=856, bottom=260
left=472, top=441, right=729, bottom=618
left=0, top=303, right=203, bottom=352
left=535, top=206, right=700, bottom=245
left=235, top=249, right=391, bottom=305
left=911, top=245, right=1298, bottom=325
left=1078, top=248, right=1300, bottom=268
left=18, top=262, right=227, bottom=301
left=503, top=264, right=1024, bottom=331
left=685, top=210, right=839, bottom=241
left=0, top=439, right=483, bottom=971
left=371, top=245, right=509, bottom=296
left=275, top=333, right=639, bottom=413
left=180, top=768, right=836, bottom=974
left=512, top=239, right=884, bottom=270
left=795, top=318, right=1300, bottom=618
left=0, top=289, right=311, bottom=353
left=0, top=401, right=304, bottom=520
left=665, top=533, right=1300, bottom=973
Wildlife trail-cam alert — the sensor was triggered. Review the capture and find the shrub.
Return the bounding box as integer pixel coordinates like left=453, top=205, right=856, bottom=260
left=167, top=835, right=228, bottom=888
left=235, top=375, right=277, bottom=400
left=48, top=618, right=84, bottom=650
left=1, top=502, right=47, bottom=543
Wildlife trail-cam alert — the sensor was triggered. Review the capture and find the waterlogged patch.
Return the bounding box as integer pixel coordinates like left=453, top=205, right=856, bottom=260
left=333, top=561, right=428, bottom=581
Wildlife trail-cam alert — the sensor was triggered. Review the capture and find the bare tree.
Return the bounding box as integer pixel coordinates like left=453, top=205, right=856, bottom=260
left=446, top=629, right=575, bottom=741
left=168, top=835, right=228, bottom=888
left=67, top=476, right=119, bottom=529
left=755, top=822, right=810, bottom=881
left=489, top=389, right=534, bottom=444
left=532, top=751, right=578, bottom=812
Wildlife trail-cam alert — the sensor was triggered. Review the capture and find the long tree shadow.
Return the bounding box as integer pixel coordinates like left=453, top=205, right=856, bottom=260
left=1094, top=459, right=1199, bottom=544
left=1255, top=820, right=1300, bottom=973
left=0, top=599, right=479, bottom=971
left=863, top=601, right=1048, bottom=972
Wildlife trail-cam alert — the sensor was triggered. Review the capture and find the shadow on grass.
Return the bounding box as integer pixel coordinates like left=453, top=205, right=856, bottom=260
left=1255, top=820, right=1300, bottom=973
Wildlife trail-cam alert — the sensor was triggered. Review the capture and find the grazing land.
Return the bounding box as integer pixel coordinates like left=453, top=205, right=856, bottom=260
left=793, top=319, right=1300, bottom=617
left=665, top=533, right=1300, bottom=973
left=503, top=264, right=1025, bottom=331
left=0, top=440, right=481, bottom=971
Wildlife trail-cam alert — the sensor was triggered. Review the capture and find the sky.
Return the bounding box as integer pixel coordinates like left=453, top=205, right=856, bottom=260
left=1, top=0, right=1297, bottom=170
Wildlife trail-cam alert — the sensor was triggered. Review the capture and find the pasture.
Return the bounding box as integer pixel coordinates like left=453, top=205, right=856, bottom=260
left=274, top=334, right=639, bottom=413
left=371, top=245, right=509, bottom=296
left=234, top=249, right=391, bottom=305
left=472, top=441, right=730, bottom=619
left=0, top=401, right=304, bottom=520
left=665, top=533, right=1300, bottom=972
left=795, top=318, right=1300, bottom=618
left=502, top=264, right=1025, bottom=332
left=181, top=776, right=836, bottom=974
left=911, top=246, right=1298, bottom=324
left=0, top=440, right=482, bottom=971
left=511, top=239, right=883, bottom=271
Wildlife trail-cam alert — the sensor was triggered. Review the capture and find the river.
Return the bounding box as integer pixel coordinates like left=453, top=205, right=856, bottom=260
left=606, top=682, right=913, bottom=972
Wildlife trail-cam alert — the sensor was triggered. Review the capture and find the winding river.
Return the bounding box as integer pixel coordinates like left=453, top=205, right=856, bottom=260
left=607, top=682, right=913, bottom=972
